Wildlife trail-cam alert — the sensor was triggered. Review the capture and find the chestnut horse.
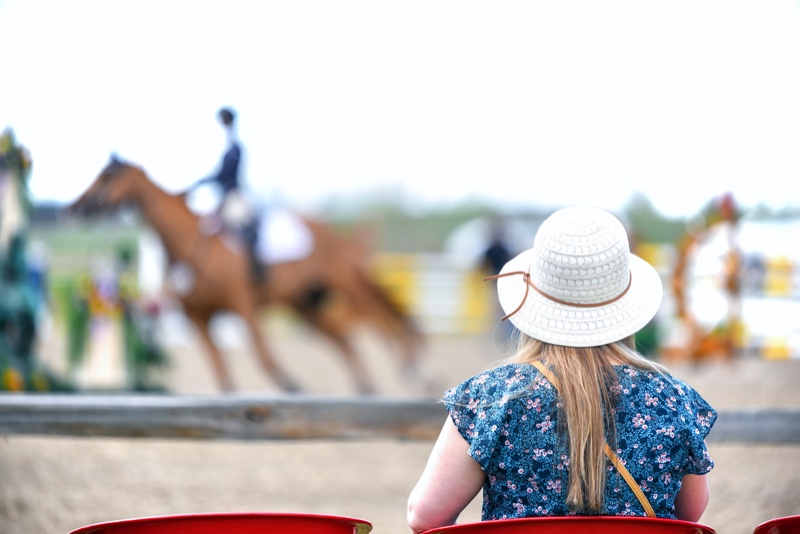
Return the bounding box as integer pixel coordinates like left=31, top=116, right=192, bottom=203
left=69, top=157, right=425, bottom=395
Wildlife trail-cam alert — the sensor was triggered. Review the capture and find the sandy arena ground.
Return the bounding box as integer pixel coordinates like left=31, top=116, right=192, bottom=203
left=1, top=315, right=799, bottom=534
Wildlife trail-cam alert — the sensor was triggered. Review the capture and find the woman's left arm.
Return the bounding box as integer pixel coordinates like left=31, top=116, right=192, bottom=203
left=407, top=417, right=486, bottom=533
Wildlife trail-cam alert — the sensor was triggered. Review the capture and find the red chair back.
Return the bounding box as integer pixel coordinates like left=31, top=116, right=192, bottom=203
left=422, top=516, right=715, bottom=533
left=67, top=512, right=373, bottom=534
left=753, top=515, right=800, bottom=534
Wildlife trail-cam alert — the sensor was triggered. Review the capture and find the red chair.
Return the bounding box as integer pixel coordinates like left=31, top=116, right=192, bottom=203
left=753, top=515, right=800, bottom=534
left=421, top=516, right=716, bottom=533
left=67, top=512, right=373, bottom=534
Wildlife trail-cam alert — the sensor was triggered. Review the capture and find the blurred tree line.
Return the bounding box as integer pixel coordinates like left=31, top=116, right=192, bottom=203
left=331, top=191, right=800, bottom=254
left=31, top=191, right=800, bottom=256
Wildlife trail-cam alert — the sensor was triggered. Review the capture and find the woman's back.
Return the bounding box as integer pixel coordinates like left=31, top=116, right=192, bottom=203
left=443, top=362, right=716, bottom=519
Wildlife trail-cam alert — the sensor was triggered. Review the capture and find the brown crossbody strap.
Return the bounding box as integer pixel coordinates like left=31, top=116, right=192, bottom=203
left=531, top=360, right=657, bottom=518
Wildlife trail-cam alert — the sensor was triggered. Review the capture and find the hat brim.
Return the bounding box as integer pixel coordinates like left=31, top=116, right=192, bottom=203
left=495, top=249, right=663, bottom=347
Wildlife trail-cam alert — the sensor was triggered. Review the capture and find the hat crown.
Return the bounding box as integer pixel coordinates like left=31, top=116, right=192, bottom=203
left=531, top=207, right=630, bottom=306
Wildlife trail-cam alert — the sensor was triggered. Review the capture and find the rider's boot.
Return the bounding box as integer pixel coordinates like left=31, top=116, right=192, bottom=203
left=243, top=220, right=266, bottom=285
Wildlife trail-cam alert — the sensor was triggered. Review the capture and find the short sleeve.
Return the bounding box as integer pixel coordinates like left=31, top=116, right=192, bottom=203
left=680, top=382, right=717, bottom=475
left=442, top=364, right=547, bottom=470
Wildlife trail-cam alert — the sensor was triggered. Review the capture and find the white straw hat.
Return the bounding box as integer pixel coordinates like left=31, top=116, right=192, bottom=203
left=490, top=206, right=663, bottom=347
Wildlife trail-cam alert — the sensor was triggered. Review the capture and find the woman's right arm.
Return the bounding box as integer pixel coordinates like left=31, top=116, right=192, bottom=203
left=674, top=473, right=710, bottom=522
left=407, top=417, right=485, bottom=533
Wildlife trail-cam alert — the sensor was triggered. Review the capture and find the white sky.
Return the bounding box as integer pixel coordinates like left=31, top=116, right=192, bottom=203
left=1, top=0, right=800, bottom=218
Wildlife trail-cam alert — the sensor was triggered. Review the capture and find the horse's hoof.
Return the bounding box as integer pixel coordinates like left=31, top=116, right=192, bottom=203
left=355, top=385, right=377, bottom=397
left=280, top=380, right=302, bottom=394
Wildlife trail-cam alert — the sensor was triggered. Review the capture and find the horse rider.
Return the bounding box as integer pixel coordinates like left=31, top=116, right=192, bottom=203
left=189, top=107, right=264, bottom=284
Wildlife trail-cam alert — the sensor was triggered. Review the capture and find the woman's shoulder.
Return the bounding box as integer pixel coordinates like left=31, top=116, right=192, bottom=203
left=456, top=362, right=538, bottom=387
left=614, top=365, right=700, bottom=394
left=443, top=363, right=550, bottom=405
left=614, top=365, right=717, bottom=418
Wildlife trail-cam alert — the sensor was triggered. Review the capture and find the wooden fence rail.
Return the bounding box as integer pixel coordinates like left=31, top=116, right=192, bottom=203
left=0, top=394, right=798, bottom=444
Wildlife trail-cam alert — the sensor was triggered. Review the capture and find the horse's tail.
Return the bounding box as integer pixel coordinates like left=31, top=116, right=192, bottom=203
left=361, top=269, right=424, bottom=343
left=300, top=217, right=426, bottom=370
left=350, top=266, right=427, bottom=377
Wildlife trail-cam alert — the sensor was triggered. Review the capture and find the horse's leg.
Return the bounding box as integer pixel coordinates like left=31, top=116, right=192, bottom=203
left=186, top=312, right=235, bottom=393
left=348, top=270, right=429, bottom=389
left=239, top=312, right=302, bottom=393
left=293, top=305, right=375, bottom=396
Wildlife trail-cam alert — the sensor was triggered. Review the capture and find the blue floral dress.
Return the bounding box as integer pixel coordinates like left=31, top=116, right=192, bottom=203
left=443, top=363, right=717, bottom=520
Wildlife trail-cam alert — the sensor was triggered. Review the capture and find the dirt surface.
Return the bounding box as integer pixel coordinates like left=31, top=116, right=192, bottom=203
left=2, top=319, right=800, bottom=534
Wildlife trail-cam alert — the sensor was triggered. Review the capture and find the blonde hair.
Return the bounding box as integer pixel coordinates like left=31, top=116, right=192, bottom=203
left=507, top=332, right=668, bottom=514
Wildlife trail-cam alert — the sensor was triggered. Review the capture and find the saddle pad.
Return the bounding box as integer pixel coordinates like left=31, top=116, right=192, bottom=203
left=255, top=208, right=315, bottom=264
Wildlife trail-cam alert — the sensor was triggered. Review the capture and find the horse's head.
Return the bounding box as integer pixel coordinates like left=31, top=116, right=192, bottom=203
left=69, top=155, right=144, bottom=217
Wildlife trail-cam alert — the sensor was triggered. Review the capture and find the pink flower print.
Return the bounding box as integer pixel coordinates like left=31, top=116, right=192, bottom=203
left=546, top=479, right=562, bottom=493
left=557, top=454, right=569, bottom=471
left=536, top=416, right=554, bottom=433
left=697, top=412, right=713, bottom=427
left=633, top=414, right=648, bottom=429
left=512, top=502, right=526, bottom=514
left=506, top=373, right=524, bottom=387
left=645, top=393, right=658, bottom=407
left=657, top=452, right=671, bottom=468
left=526, top=398, right=542, bottom=412
left=657, top=426, right=675, bottom=438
